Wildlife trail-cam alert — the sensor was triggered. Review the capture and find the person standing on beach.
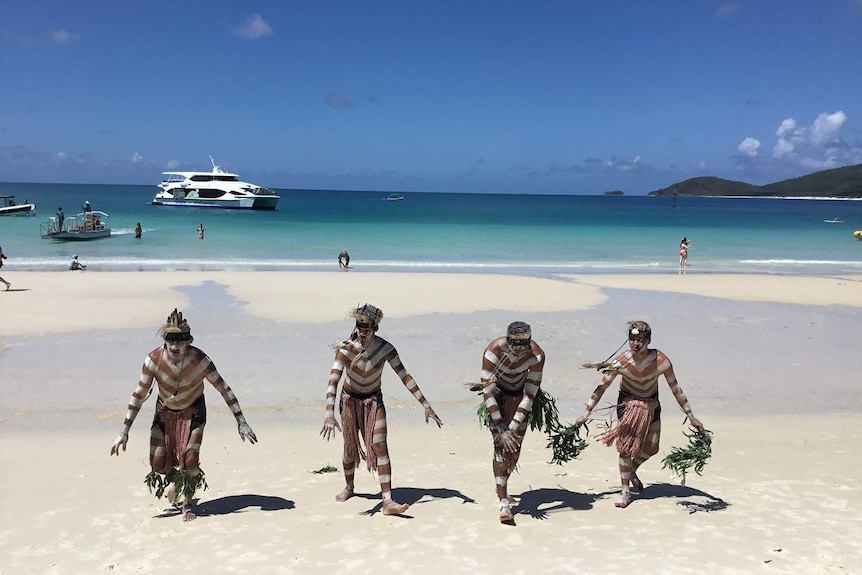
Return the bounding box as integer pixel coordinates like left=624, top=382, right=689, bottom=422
left=338, top=250, right=350, bottom=269
left=575, top=321, right=703, bottom=508
left=110, top=309, right=258, bottom=521
left=319, top=303, right=443, bottom=515
left=679, top=237, right=692, bottom=274
left=479, top=321, right=545, bottom=522
left=135, top=222, right=143, bottom=239
left=0, top=246, right=10, bottom=290
left=197, top=224, right=205, bottom=240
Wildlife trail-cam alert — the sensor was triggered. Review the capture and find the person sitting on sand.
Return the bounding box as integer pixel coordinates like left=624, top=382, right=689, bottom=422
left=479, top=321, right=545, bottom=522
left=576, top=321, right=703, bottom=508
left=319, top=303, right=443, bottom=515
left=110, top=309, right=258, bottom=521
left=69, top=255, right=87, bottom=271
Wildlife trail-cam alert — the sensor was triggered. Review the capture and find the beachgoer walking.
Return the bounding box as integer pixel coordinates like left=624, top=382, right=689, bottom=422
left=0, top=246, right=10, bottom=291
left=320, top=303, right=443, bottom=515
left=479, top=321, right=545, bottom=522
left=110, top=309, right=258, bottom=521
left=338, top=250, right=350, bottom=269
left=197, top=224, right=205, bottom=240
left=575, top=321, right=703, bottom=508
left=679, top=237, right=692, bottom=275
left=135, top=222, right=143, bottom=239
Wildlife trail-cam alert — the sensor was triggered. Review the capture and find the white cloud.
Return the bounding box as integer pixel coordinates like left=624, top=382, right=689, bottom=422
left=810, top=111, right=846, bottom=145
left=737, top=137, right=760, bottom=157
left=233, top=14, right=274, bottom=39
left=131, top=152, right=144, bottom=164
left=51, top=30, right=73, bottom=44
left=56, top=152, right=66, bottom=160
left=166, top=159, right=180, bottom=169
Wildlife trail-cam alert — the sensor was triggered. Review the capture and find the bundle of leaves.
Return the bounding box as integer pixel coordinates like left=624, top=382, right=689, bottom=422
left=311, top=464, right=339, bottom=474
left=474, top=387, right=588, bottom=464
left=144, top=468, right=208, bottom=502
left=661, top=426, right=713, bottom=485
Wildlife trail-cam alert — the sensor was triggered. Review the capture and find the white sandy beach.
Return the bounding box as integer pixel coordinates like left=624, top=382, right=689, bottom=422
left=1, top=271, right=861, bottom=574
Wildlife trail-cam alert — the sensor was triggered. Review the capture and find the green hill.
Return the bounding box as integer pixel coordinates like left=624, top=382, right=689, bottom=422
left=648, top=163, right=862, bottom=198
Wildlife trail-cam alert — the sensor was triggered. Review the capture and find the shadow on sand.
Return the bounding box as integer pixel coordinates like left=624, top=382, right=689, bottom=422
left=356, top=486, right=476, bottom=518
left=154, top=494, right=295, bottom=519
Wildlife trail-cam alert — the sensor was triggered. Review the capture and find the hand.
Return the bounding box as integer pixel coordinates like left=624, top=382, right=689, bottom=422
left=320, top=413, right=342, bottom=441
left=425, top=407, right=443, bottom=428
left=688, top=415, right=704, bottom=430
left=499, top=429, right=521, bottom=454
left=237, top=421, right=257, bottom=444
left=575, top=415, right=588, bottom=427
left=110, top=432, right=128, bottom=456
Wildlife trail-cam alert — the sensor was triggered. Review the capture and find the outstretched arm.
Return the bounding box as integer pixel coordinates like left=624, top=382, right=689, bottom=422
left=575, top=370, right=616, bottom=427
left=659, top=353, right=703, bottom=429
left=320, top=350, right=346, bottom=440
left=390, top=351, right=442, bottom=427
left=206, top=360, right=258, bottom=444
left=111, top=357, right=157, bottom=455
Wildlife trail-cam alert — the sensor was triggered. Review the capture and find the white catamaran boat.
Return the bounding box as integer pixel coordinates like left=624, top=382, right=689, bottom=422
left=151, top=157, right=280, bottom=210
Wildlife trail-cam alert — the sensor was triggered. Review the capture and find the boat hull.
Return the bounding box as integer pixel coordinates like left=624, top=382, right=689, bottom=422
left=0, top=204, right=36, bottom=216
left=41, top=230, right=112, bottom=241
left=151, top=196, right=279, bottom=210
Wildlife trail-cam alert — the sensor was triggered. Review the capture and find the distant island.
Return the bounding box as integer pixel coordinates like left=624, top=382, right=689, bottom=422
left=648, top=163, right=862, bottom=198
left=603, top=190, right=625, bottom=196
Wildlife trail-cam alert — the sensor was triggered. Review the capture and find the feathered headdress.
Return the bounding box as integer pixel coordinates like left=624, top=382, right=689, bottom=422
left=159, top=308, right=192, bottom=341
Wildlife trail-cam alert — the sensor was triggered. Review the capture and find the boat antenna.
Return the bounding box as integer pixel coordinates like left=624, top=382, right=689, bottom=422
left=209, top=155, right=223, bottom=173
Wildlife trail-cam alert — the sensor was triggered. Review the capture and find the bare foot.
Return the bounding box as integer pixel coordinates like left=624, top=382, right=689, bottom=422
left=499, top=504, right=514, bottom=523
left=165, top=483, right=177, bottom=505
left=631, top=474, right=644, bottom=494
left=5, top=283, right=10, bottom=291
left=335, top=486, right=355, bottom=502
left=615, top=490, right=632, bottom=508
left=181, top=505, right=197, bottom=522
left=381, top=500, right=410, bottom=515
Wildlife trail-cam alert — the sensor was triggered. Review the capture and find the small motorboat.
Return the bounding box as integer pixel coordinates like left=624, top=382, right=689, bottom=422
left=854, top=230, right=862, bottom=240
left=825, top=216, right=844, bottom=223
left=40, top=210, right=111, bottom=241
left=386, top=194, right=405, bottom=201
left=0, top=195, right=36, bottom=216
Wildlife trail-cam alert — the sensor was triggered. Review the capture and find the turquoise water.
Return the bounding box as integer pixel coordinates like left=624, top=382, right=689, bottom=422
left=1, top=182, right=861, bottom=274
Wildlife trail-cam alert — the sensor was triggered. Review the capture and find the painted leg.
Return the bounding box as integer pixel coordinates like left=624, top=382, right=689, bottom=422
left=372, top=409, right=408, bottom=515
left=631, top=420, right=661, bottom=495
left=616, top=455, right=633, bottom=508
left=493, top=447, right=514, bottom=522
left=336, top=458, right=356, bottom=502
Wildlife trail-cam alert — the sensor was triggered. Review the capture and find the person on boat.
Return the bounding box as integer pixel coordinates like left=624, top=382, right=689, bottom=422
left=320, top=303, right=443, bottom=515
left=197, top=223, right=205, bottom=240
left=575, top=321, right=704, bottom=508
left=478, top=321, right=545, bottom=523
left=56, top=207, right=65, bottom=232
left=0, top=246, right=10, bottom=291
left=110, top=308, right=258, bottom=521
left=338, top=250, right=350, bottom=269
left=83, top=200, right=92, bottom=213
left=135, top=222, right=143, bottom=239
left=678, top=237, right=692, bottom=275
left=69, top=255, right=87, bottom=271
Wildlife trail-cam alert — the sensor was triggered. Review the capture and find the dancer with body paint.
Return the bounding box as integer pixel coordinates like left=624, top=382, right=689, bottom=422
left=110, top=309, right=257, bottom=521
left=576, top=320, right=703, bottom=508
left=319, top=303, right=443, bottom=515
left=479, top=321, right=545, bottom=523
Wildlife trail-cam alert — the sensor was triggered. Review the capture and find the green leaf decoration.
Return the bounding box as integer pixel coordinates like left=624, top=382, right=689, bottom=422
left=661, top=427, right=713, bottom=486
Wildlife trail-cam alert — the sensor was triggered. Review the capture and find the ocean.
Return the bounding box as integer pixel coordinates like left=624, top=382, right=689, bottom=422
left=1, top=181, right=861, bottom=275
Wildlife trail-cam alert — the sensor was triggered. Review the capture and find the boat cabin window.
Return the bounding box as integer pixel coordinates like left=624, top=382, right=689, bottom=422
left=214, top=175, right=240, bottom=182
left=190, top=175, right=214, bottom=182
left=198, top=188, right=227, bottom=199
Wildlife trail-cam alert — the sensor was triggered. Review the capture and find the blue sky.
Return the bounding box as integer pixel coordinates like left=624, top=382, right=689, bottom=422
left=2, top=1, right=861, bottom=194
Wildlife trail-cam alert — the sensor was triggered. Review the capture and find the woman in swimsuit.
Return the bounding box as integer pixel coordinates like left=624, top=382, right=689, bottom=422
left=678, top=237, right=691, bottom=275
